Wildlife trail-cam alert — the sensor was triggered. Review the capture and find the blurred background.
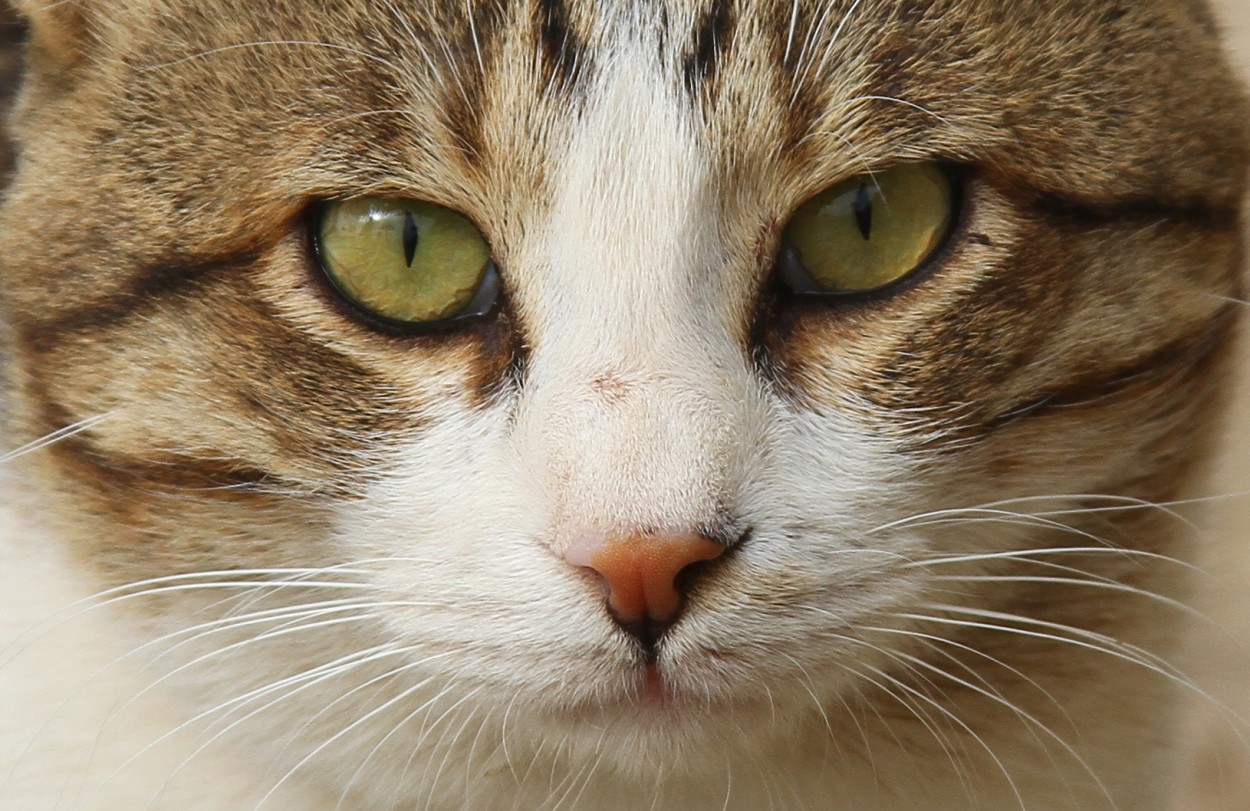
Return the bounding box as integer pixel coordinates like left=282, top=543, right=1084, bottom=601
left=1184, top=3, right=1250, bottom=809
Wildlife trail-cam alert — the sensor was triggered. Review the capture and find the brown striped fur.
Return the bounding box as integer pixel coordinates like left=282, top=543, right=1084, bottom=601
left=0, top=1, right=1246, bottom=809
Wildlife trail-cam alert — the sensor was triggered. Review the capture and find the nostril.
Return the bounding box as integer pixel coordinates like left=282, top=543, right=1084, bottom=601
left=564, top=532, right=727, bottom=651
left=671, top=556, right=719, bottom=604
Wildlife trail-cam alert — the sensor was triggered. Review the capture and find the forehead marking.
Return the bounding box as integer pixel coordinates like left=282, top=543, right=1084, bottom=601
left=536, top=0, right=588, bottom=90
left=540, top=27, right=714, bottom=355
left=683, top=0, right=736, bottom=94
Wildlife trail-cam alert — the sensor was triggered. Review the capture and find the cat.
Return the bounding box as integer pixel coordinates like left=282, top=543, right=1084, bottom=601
left=1, top=0, right=1247, bottom=809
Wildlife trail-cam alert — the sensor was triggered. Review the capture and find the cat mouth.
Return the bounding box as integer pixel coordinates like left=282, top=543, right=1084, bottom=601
left=614, top=613, right=671, bottom=664
left=617, top=657, right=766, bottom=718
left=640, top=663, right=673, bottom=707
left=573, top=666, right=751, bottom=719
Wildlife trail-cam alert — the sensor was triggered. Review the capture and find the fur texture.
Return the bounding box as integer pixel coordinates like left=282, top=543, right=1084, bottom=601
left=0, top=1, right=1247, bottom=809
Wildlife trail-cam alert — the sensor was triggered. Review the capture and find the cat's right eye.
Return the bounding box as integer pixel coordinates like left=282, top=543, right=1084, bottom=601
left=314, top=198, right=497, bottom=327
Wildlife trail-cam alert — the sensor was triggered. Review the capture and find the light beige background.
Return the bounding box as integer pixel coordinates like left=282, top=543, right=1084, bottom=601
left=1184, top=3, right=1250, bottom=808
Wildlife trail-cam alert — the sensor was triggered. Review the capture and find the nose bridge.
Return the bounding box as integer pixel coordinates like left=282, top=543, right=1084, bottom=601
left=508, top=29, right=754, bottom=536
left=537, top=24, right=717, bottom=352
left=521, top=339, right=741, bottom=531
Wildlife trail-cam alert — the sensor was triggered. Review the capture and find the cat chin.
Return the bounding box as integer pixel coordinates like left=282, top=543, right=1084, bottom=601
left=125, top=598, right=820, bottom=792
left=333, top=698, right=816, bottom=808
left=174, top=654, right=822, bottom=809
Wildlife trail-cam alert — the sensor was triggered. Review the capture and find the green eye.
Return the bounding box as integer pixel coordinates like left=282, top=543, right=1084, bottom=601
left=315, top=198, right=495, bottom=326
left=779, top=163, right=957, bottom=295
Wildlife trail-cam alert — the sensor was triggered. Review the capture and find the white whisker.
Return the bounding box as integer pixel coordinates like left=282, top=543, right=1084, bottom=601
left=84, top=643, right=407, bottom=811
left=0, top=412, right=115, bottom=464
left=253, top=651, right=466, bottom=809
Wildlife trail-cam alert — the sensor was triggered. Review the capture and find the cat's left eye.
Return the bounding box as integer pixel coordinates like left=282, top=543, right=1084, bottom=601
left=778, top=162, right=958, bottom=296
left=314, top=198, right=497, bottom=328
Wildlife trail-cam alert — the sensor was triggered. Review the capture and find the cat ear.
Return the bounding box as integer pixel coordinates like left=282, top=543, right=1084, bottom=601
left=11, top=0, right=95, bottom=66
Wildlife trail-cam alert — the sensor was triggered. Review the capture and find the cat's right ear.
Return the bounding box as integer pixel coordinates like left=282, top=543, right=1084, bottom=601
left=11, top=0, right=96, bottom=68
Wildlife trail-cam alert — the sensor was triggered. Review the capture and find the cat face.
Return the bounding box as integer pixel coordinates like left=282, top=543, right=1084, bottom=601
left=2, top=0, right=1246, bottom=807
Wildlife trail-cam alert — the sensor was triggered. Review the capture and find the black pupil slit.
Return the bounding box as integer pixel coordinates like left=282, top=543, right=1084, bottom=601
left=402, top=211, right=419, bottom=266
left=853, top=183, right=873, bottom=240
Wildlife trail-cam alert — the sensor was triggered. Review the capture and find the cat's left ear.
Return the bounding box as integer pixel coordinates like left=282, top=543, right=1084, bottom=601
left=12, top=0, right=97, bottom=68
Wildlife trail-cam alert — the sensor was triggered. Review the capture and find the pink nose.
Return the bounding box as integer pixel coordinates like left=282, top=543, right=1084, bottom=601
left=564, top=532, right=727, bottom=624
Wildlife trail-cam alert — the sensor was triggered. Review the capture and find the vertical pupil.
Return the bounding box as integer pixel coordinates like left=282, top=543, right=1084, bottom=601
left=853, top=183, right=873, bottom=240
left=402, top=211, right=419, bottom=267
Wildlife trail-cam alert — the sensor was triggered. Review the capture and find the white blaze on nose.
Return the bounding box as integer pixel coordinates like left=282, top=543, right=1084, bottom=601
left=544, top=34, right=710, bottom=341
left=513, top=30, right=755, bottom=541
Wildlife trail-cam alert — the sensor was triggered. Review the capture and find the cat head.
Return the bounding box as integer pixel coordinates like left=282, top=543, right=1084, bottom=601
left=2, top=0, right=1246, bottom=805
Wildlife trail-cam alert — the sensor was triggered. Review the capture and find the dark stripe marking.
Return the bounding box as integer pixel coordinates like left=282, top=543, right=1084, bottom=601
left=423, top=1, right=505, bottom=168
left=68, top=441, right=287, bottom=494
left=536, top=0, right=585, bottom=90
left=683, top=0, right=735, bottom=94
left=1031, top=192, right=1240, bottom=230
left=466, top=296, right=527, bottom=407
left=21, top=260, right=421, bottom=485
left=18, top=250, right=260, bottom=354
left=29, top=388, right=294, bottom=496
left=984, top=303, right=1237, bottom=430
